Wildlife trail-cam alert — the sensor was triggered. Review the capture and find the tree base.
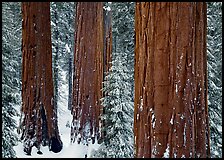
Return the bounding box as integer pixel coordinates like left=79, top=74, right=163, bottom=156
left=24, top=147, right=32, bottom=156
left=49, top=137, right=63, bottom=153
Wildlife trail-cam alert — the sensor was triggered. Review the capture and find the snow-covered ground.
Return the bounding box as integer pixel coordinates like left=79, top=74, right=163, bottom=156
left=14, top=70, right=100, bottom=158
left=14, top=134, right=100, bottom=158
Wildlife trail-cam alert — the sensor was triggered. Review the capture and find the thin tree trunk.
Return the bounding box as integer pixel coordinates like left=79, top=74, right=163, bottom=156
left=134, top=2, right=210, bottom=158
left=99, top=8, right=113, bottom=142
left=53, top=9, right=59, bottom=114
left=21, top=2, right=62, bottom=155
left=71, top=2, right=104, bottom=145
left=68, top=49, right=73, bottom=110
left=103, top=9, right=112, bottom=78
left=68, top=3, right=76, bottom=111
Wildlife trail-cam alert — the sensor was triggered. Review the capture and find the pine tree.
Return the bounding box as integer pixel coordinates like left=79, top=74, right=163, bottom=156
left=2, top=99, right=18, bottom=158
left=111, top=2, right=135, bottom=97
left=2, top=2, right=22, bottom=158
left=91, top=3, right=135, bottom=157
left=50, top=2, right=75, bottom=112
left=51, top=2, right=60, bottom=116
left=91, top=52, right=134, bottom=158
left=207, top=2, right=222, bottom=158
left=97, top=3, right=113, bottom=142
left=134, top=2, right=210, bottom=158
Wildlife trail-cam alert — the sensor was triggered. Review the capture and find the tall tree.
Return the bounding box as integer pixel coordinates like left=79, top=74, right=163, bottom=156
left=111, top=2, right=135, bottom=98
left=71, top=2, right=104, bottom=145
left=2, top=2, right=22, bottom=158
left=99, top=3, right=113, bottom=142
left=91, top=3, right=134, bottom=158
left=67, top=43, right=73, bottom=111
left=50, top=2, right=75, bottom=111
left=134, top=2, right=210, bottom=158
left=51, top=2, right=60, bottom=114
left=103, top=4, right=112, bottom=79
left=67, top=3, right=75, bottom=111
left=91, top=52, right=134, bottom=158
left=20, top=2, right=62, bottom=155
left=207, top=2, right=222, bottom=158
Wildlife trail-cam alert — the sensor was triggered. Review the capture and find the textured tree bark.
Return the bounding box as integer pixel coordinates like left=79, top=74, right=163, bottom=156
left=134, top=2, right=210, bottom=158
left=71, top=2, right=104, bottom=144
left=21, top=2, right=62, bottom=155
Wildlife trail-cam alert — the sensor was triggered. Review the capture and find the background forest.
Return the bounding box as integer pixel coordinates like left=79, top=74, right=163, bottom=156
left=2, top=2, right=222, bottom=158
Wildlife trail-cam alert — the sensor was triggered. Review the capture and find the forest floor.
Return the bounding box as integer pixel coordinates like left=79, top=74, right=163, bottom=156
left=14, top=71, right=100, bottom=158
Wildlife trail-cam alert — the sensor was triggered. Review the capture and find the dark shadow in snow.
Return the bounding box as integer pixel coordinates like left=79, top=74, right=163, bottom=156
left=49, top=137, right=63, bottom=153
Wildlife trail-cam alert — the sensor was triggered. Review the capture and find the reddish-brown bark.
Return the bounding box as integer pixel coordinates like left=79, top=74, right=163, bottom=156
left=21, top=2, right=62, bottom=154
left=71, top=2, right=104, bottom=144
left=134, top=2, right=210, bottom=158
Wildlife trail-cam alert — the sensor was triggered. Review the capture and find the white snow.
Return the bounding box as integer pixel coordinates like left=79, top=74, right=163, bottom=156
left=139, top=98, right=143, bottom=111
left=180, top=114, right=184, bottom=120
left=217, top=125, right=222, bottom=133
left=104, top=6, right=111, bottom=11
left=180, top=54, right=183, bottom=60
left=51, top=97, right=53, bottom=105
left=183, top=122, right=187, bottom=147
left=175, top=84, right=178, bottom=93
left=174, top=152, right=177, bottom=158
left=136, top=113, right=139, bottom=120
left=65, top=44, right=71, bottom=53
left=162, top=144, right=169, bottom=158
left=181, top=154, right=186, bottom=158
left=14, top=141, right=91, bottom=158
left=152, top=113, right=155, bottom=128
left=170, top=115, right=173, bottom=125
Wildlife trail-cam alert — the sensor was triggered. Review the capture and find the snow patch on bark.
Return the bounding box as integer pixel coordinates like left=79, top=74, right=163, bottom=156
left=139, top=97, right=143, bottom=112
left=162, top=144, right=169, bottom=158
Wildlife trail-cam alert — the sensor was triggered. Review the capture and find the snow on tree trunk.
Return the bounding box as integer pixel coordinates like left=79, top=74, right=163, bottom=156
left=21, top=2, right=62, bottom=155
left=134, top=2, right=210, bottom=158
left=71, top=2, right=104, bottom=145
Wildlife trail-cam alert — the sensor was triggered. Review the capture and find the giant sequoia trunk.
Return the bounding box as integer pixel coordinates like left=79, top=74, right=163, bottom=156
left=134, top=2, right=210, bottom=158
left=21, top=2, right=62, bottom=155
left=71, top=2, right=104, bottom=145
